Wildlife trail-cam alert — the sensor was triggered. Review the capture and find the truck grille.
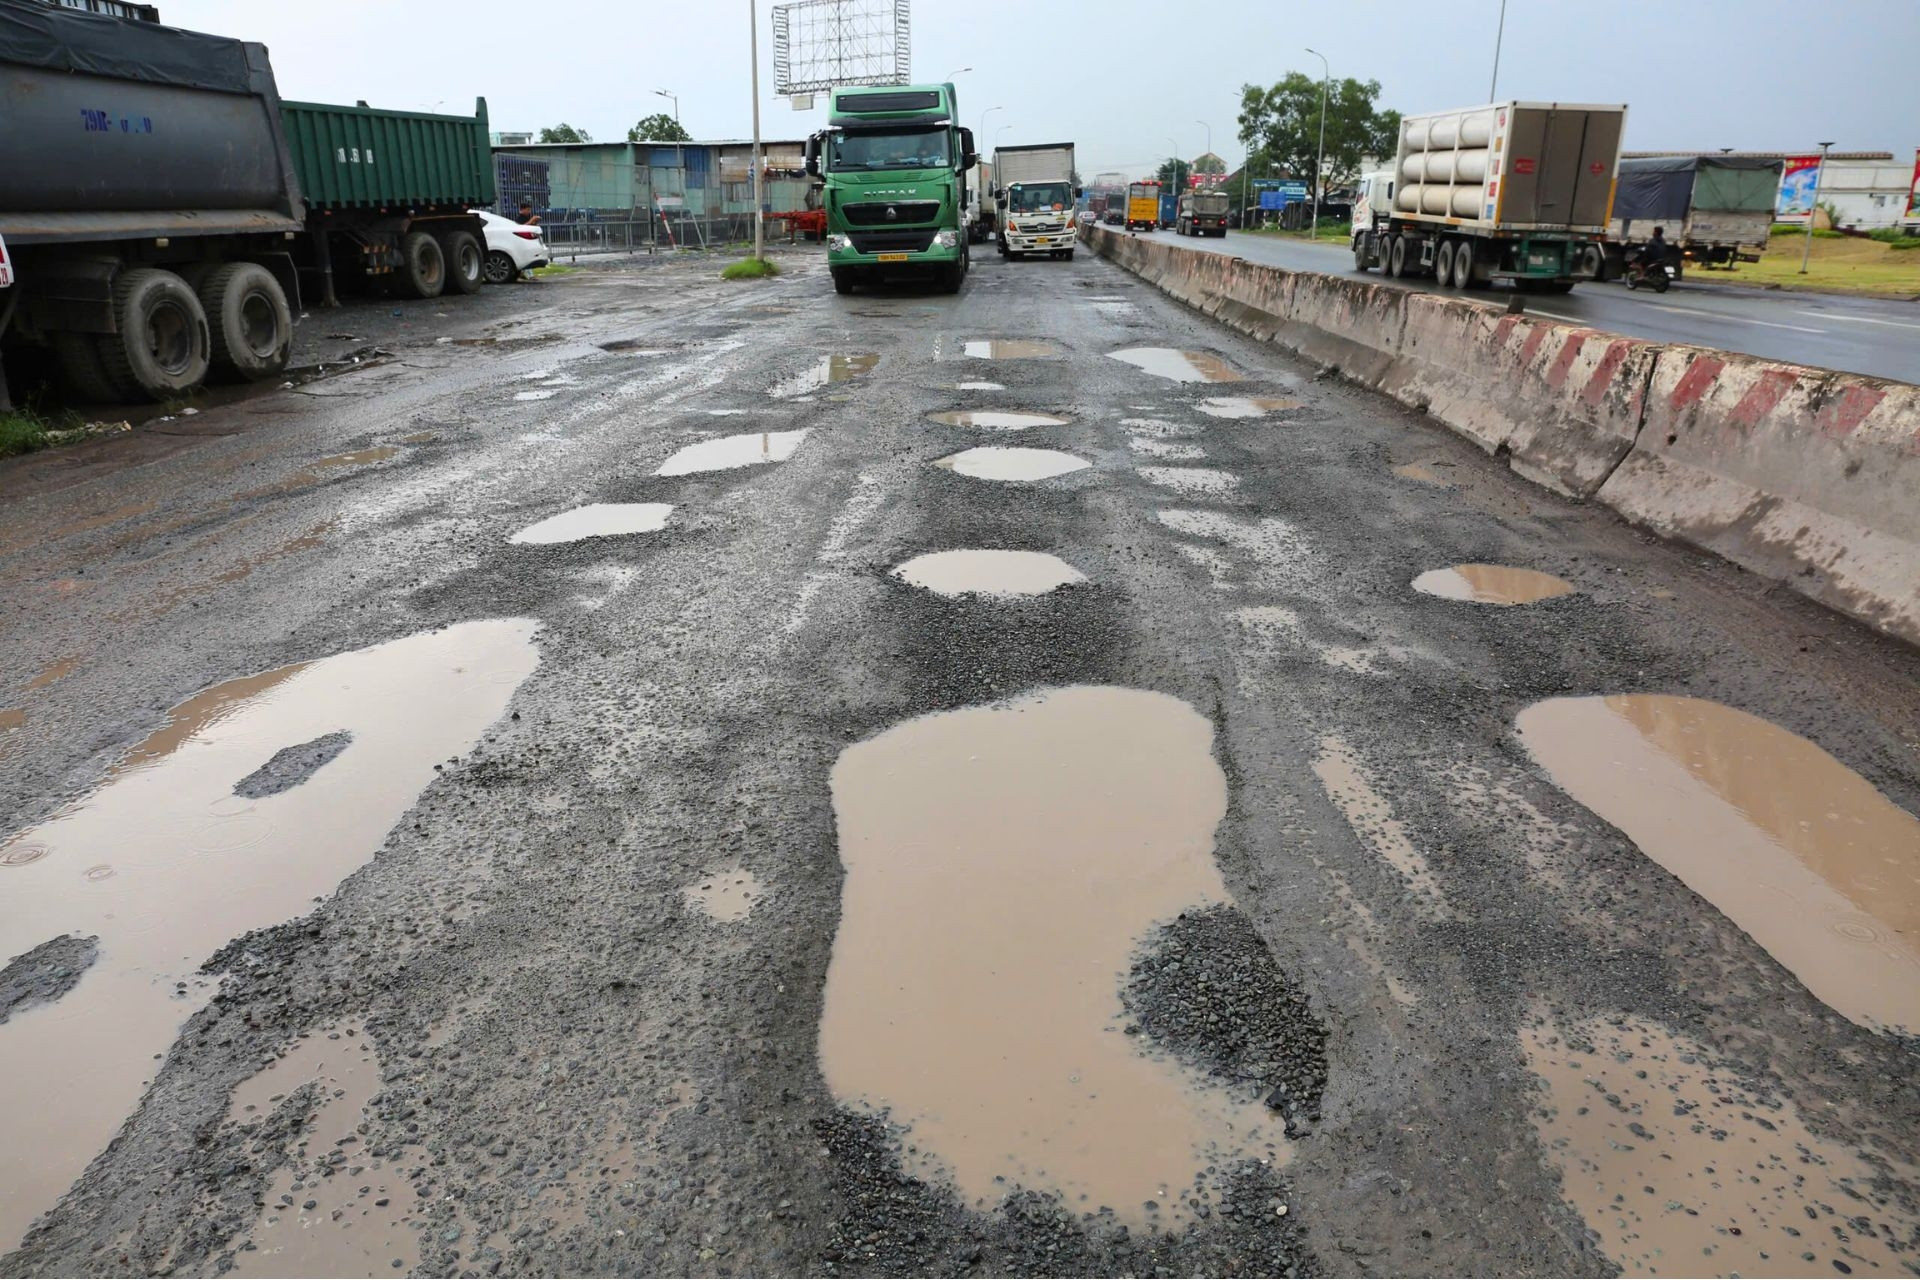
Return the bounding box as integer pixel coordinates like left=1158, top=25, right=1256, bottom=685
left=841, top=200, right=941, bottom=226
left=848, top=229, right=936, bottom=253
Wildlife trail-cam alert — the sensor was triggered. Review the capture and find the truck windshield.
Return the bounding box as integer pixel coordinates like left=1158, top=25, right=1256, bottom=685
left=1009, top=182, right=1071, bottom=212
left=830, top=128, right=950, bottom=172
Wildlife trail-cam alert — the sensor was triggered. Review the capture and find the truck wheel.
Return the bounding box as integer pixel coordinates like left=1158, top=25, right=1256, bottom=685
left=439, top=230, right=484, bottom=295
left=1353, top=236, right=1371, bottom=271
left=53, top=331, right=137, bottom=403
left=1436, top=241, right=1458, bottom=289
left=198, top=263, right=292, bottom=382
left=1451, top=241, right=1475, bottom=290
left=938, top=262, right=964, bottom=294
left=831, top=268, right=855, bottom=295
left=484, top=250, right=519, bottom=285
left=99, top=268, right=211, bottom=401
left=1064, top=249, right=1074, bottom=262
left=399, top=230, right=447, bottom=299
left=1387, top=235, right=1407, bottom=278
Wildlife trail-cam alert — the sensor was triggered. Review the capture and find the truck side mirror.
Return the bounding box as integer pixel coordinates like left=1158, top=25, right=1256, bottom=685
left=803, top=134, right=821, bottom=177
left=958, top=127, right=977, bottom=171
left=1075, top=186, right=1084, bottom=199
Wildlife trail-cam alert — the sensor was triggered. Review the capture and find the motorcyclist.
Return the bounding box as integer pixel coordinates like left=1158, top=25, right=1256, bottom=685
left=1636, top=226, right=1668, bottom=272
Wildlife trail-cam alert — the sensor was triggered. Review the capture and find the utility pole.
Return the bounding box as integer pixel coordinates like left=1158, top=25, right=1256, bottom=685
left=655, top=88, right=682, bottom=249
left=1489, top=0, right=1507, bottom=100
left=1800, top=140, right=1835, bottom=274
left=750, top=0, right=764, bottom=262
left=1306, top=48, right=1328, bottom=242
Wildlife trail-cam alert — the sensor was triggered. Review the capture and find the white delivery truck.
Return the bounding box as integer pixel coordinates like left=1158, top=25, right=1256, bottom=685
left=994, top=142, right=1078, bottom=260
left=1351, top=101, right=1626, bottom=292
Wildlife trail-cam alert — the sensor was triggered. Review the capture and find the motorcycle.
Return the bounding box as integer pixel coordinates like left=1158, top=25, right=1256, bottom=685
left=1624, top=249, right=1675, bottom=293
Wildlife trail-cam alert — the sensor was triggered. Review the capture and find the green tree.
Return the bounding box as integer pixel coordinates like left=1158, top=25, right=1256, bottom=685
left=1156, top=157, right=1192, bottom=188
left=1194, top=153, right=1227, bottom=175
left=1237, top=72, right=1399, bottom=196
left=537, top=123, right=592, bottom=143
left=628, top=113, right=691, bottom=143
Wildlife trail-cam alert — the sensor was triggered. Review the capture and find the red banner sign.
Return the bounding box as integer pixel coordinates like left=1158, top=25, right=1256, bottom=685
left=1907, top=148, right=1920, bottom=220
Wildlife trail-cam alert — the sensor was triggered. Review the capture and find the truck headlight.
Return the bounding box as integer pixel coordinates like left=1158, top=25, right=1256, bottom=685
left=934, top=229, right=958, bottom=248
left=827, top=233, right=852, bottom=251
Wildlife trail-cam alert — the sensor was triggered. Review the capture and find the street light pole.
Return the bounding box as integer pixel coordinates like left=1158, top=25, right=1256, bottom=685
left=749, top=0, right=764, bottom=262
left=1166, top=135, right=1182, bottom=227
left=945, top=66, right=971, bottom=80
left=1800, top=140, right=1835, bottom=274
left=1306, top=48, right=1328, bottom=243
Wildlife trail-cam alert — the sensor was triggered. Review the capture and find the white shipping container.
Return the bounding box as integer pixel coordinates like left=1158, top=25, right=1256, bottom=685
left=1393, top=101, right=1626, bottom=234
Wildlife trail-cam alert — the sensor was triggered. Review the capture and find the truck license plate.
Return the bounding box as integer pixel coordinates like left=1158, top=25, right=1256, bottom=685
left=876, top=253, right=909, bottom=262
left=1036, top=238, right=1052, bottom=244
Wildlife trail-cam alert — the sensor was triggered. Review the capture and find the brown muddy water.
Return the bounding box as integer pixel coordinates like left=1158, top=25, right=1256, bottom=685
left=1391, top=462, right=1452, bottom=487
left=656, top=430, right=807, bottom=476
left=685, top=871, right=765, bottom=923
left=1518, top=695, right=1920, bottom=1034
left=892, top=550, right=1087, bottom=598
left=509, top=503, right=674, bottom=545
left=926, top=410, right=1071, bottom=431
left=1413, top=564, right=1574, bottom=605
left=225, top=1023, right=420, bottom=1277
left=1195, top=397, right=1301, bottom=419
left=820, top=686, right=1284, bottom=1224
left=26, top=657, right=81, bottom=691
left=0, top=620, right=540, bottom=1250
left=1523, top=1013, right=1916, bottom=1276
left=934, top=447, right=1090, bottom=482
left=1107, top=348, right=1245, bottom=383
left=770, top=353, right=878, bottom=398
left=963, top=340, right=1064, bottom=360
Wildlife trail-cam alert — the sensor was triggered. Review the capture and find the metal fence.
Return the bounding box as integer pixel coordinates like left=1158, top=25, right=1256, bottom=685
left=542, top=211, right=819, bottom=260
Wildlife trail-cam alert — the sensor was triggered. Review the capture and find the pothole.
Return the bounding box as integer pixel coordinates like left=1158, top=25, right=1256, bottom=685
left=1413, top=564, right=1573, bottom=605
left=1128, top=438, right=1207, bottom=460
left=1195, top=397, right=1300, bottom=418
left=934, top=447, right=1089, bottom=482
left=892, top=550, right=1087, bottom=597
left=770, top=353, right=878, bottom=398
left=1523, top=1012, right=1916, bottom=1276
left=1107, top=348, right=1244, bottom=383
left=509, top=503, right=674, bottom=545
left=1392, top=462, right=1452, bottom=487
left=512, top=389, right=556, bottom=401
left=1137, top=466, right=1238, bottom=496
left=820, top=686, right=1285, bottom=1225
left=963, top=339, right=1064, bottom=359
left=685, top=871, right=764, bottom=923
left=1518, top=694, right=1920, bottom=1034
left=0, top=620, right=539, bottom=1251
left=657, top=430, right=807, bottom=476
left=927, top=410, right=1070, bottom=431
left=954, top=380, right=1004, bottom=391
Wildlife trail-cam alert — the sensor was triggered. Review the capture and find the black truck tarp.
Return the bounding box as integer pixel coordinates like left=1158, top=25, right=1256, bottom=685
left=1614, top=155, right=1784, bottom=221
left=0, top=0, right=260, bottom=95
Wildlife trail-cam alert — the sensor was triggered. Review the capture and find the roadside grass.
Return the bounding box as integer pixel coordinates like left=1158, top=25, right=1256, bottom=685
left=1703, top=229, right=1920, bottom=296
left=0, top=403, right=117, bottom=459
left=1240, top=221, right=1351, bottom=245
left=721, top=256, right=781, bottom=280
left=528, top=264, right=577, bottom=279
left=0, top=410, right=47, bottom=458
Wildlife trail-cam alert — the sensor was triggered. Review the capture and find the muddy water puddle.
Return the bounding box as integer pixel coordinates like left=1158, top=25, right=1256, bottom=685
left=1524, top=1013, right=1915, bottom=1276
left=963, top=339, right=1064, bottom=360
left=227, top=1024, right=420, bottom=1277
left=0, top=620, right=539, bottom=1250
left=822, top=687, right=1283, bottom=1223
left=893, top=550, right=1086, bottom=597
left=1195, top=396, right=1300, bottom=419
left=935, top=447, right=1089, bottom=482
left=657, top=429, right=807, bottom=476
left=955, top=380, right=1004, bottom=391
left=509, top=503, right=673, bottom=545
left=25, top=657, right=80, bottom=691
left=770, top=353, right=877, bottom=398
left=1518, top=695, right=1920, bottom=1033
left=685, top=870, right=765, bottom=923
left=1414, top=564, right=1573, bottom=605
left=513, top=389, right=557, bottom=401
left=1392, top=461, right=1453, bottom=487
left=927, top=409, right=1070, bottom=431
left=1108, top=348, right=1244, bottom=383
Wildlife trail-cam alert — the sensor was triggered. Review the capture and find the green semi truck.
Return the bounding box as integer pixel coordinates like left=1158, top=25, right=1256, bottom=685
left=804, top=83, right=978, bottom=294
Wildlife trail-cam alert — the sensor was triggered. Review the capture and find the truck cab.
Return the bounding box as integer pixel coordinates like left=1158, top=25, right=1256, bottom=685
left=806, top=83, right=976, bottom=295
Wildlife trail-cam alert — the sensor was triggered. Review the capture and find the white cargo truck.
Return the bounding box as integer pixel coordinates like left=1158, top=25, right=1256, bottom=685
left=993, top=142, right=1078, bottom=260
left=1352, top=101, right=1626, bottom=292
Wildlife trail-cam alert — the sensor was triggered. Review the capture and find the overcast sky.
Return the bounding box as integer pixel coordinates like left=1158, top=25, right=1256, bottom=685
left=166, top=0, right=1916, bottom=178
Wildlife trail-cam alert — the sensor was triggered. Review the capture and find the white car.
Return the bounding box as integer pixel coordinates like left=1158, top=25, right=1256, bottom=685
left=471, top=209, right=550, bottom=283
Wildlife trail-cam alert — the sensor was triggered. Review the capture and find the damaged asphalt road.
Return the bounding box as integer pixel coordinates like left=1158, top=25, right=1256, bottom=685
left=1, top=245, right=1917, bottom=1278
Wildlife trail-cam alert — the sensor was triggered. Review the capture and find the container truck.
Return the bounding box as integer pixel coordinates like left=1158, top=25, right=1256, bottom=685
left=1125, top=181, right=1161, bottom=231
left=993, top=143, right=1078, bottom=260
left=804, top=83, right=977, bottom=294
left=1176, top=188, right=1230, bottom=236
left=966, top=158, right=994, bottom=244
left=0, top=0, right=497, bottom=407
left=1608, top=155, right=1783, bottom=274
left=1351, top=101, right=1626, bottom=292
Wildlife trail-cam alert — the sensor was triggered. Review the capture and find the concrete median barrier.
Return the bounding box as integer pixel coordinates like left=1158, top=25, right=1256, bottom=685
left=1080, top=223, right=1919, bottom=647
left=1598, top=351, right=1920, bottom=646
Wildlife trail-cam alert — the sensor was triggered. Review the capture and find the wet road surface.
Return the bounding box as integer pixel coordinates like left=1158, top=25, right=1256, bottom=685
left=2, top=247, right=1918, bottom=1277
left=1136, top=228, right=1920, bottom=384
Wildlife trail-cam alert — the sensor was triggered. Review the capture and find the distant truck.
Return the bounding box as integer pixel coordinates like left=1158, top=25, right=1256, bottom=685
left=1352, top=100, right=1626, bottom=292
left=1177, top=188, right=1230, bottom=236
left=993, top=143, right=1078, bottom=260
left=1125, top=181, right=1161, bottom=231
left=1609, top=155, right=1784, bottom=274
left=967, top=158, right=995, bottom=244
left=805, top=82, right=977, bottom=294
left=0, top=0, right=494, bottom=406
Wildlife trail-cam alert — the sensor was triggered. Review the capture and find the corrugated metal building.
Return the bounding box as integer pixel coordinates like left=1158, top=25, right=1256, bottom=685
left=490, top=139, right=814, bottom=237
